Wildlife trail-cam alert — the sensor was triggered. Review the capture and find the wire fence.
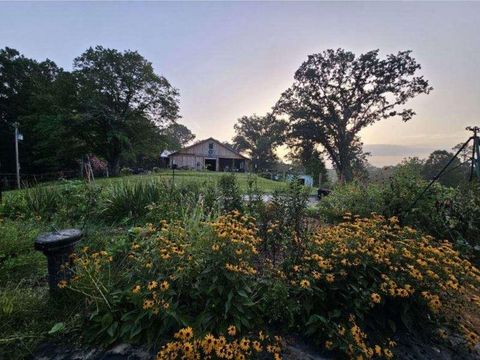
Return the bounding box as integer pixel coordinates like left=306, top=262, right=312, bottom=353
left=0, top=170, right=82, bottom=191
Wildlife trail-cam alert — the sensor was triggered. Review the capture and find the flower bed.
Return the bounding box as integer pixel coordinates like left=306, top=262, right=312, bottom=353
left=61, top=212, right=480, bottom=359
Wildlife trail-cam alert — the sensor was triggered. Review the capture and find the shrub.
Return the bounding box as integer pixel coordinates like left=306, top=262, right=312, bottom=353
left=24, top=185, right=62, bottom=218
left=316, top=181, right=384, bottom=223
left=283, top=215, right=480, bottom=358
left=100, top=180, right=168, bottom=222
left=66, top=212, right=264, bottom=345
left=218, top=173, right=243, bottom=213
left=256, top=179, right=310, bottom=264
left=316, top=167, right=480, bottom=263
left=61, top=213, right=480, bottom=358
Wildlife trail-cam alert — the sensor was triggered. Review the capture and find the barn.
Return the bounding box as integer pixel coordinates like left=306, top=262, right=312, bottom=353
left=168, top=138, right=249, bottom=172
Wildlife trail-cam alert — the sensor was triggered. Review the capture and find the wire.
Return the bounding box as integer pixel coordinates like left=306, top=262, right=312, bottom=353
left=405, top=136, right=473, bottom=214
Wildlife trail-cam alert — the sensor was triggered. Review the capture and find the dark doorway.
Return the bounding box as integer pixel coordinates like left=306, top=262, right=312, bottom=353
left=205, top=159, right=217, bottom=171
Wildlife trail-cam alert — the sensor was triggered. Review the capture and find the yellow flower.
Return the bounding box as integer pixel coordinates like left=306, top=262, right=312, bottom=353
left=325, top=274, right=335, bottom=283
left=252, top=340, right=262, bottom=352
left=384, top=348, right=393, bottom=359
left=160, top=281, right=169, bottom=291
left=227, top=325, right=236, bottom=336
left=239, top=338, right=250, bottom=351
left=147, top=280, right=158, bottom=291
left=212, top=244, right=220, bottom=251
left=300, top=279, right=311, bottom=289
left=370, top=292, right=381, bottom=304
left=182, top=341, right=193, bottom=354
left=325, top=340, right=333, bottom=350
left=132, top=285, right=141, bottom=294
left=57, top=280, right=68, bottom=289
left=143, top=299, right=154, bottom=309
left=183, top=326, right=193, bottom=340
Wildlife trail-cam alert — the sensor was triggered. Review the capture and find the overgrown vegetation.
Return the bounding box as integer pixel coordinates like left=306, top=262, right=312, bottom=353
left=1, top=173, right=479, bottom=359
left=316, top=163, right=480, bottom=263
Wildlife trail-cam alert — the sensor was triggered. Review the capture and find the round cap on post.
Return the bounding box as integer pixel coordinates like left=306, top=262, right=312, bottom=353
left=35, top=229, right=82, bottom=253
left=34, top=229, right=83, bottom=292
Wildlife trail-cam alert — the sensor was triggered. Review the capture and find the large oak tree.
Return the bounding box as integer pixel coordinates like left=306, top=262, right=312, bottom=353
left=275, top=49, right=432, bottom=182
left=73, top=46, right=180, bottom=175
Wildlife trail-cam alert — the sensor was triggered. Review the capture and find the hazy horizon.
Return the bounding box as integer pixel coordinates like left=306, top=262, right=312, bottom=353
left=1, top=1, right=479, bottom=167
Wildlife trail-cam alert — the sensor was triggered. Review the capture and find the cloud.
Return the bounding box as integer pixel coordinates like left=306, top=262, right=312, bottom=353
left=363, top=144, right=442, bottom=167
left=363, top=144, right=436, bottom=157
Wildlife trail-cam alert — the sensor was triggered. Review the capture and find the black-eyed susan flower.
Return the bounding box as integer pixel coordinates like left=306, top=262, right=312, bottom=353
left=300, top=279, right=311, bottom=289
left=227, top=325, right=236, bottom=336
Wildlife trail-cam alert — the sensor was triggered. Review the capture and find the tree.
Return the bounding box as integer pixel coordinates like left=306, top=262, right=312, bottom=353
left=275, top=49, right=432, bottom=182
left=0, top=47, right=39, bottom=173
left=0, top=48, right=79, bottom=175
left=73, top=46, right=180, bottom=175
left=232, top=113, right=287, bottom=171
left=162, top=123, right=195, bottom=150
left=288, top=141, right=329, bottom=186
left=423, top=150, right=467, bottom=187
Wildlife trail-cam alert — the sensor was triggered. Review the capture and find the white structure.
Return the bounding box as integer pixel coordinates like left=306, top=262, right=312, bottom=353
left=286, top=174, right=314, bottom=187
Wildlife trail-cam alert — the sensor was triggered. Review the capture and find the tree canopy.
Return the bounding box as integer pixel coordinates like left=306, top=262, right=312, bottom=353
left=423, top=150, right=468, bottom=187
left=0, top=46, right=190, bottom=181
left=275, top=49, right=432, bottom=182
left=73, top=46, right=180, bottom=175
left=232, top=113, right=287, bottom=171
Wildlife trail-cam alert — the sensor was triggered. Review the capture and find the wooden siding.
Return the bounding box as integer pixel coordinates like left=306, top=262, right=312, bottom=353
left=174, top=140, right=244, bottom=159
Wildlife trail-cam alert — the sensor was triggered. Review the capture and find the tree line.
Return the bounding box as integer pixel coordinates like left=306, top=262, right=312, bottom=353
left=232, top=49, right=433, bottom=183
left=2, top=46, right=437, bottom=184
left=0, top=46, right=194, bottom=178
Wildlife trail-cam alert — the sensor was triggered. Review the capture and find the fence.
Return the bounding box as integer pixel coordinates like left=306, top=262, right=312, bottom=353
left=0, top=170, right=81, bottom=191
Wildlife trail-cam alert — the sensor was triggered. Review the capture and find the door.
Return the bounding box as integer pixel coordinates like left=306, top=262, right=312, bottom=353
left=205, top=158, right=217, bottom=171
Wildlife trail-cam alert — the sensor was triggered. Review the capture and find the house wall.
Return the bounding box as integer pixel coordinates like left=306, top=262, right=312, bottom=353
left=177, top=141, right=244, bottom=159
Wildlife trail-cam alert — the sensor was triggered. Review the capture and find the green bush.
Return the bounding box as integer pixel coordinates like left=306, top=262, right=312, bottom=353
left=218, top=173, right=243, bottom=213
left=316, top=166, right=480, bottom=263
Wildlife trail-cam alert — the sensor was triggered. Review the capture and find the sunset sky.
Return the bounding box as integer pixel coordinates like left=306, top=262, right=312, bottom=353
left=1, top=1, right=479, bottom=166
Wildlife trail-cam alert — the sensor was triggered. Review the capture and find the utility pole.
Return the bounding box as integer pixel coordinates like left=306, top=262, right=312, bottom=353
left=467, top=126, right=479, bottom=182
left=14, top=122, right=20, bottom=189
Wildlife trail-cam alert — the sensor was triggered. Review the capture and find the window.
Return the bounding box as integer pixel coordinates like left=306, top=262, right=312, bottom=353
left=208, top=142, right=214, bottom=150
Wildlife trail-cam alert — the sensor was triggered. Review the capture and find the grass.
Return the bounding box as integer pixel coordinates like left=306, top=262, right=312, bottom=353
left=0, top=171, right=316, bottom=358
left=96, top=170, right=290, bottom=192
left=3, top=170, right=299, bottom=198
left=0, top=218, right=128, bottom=359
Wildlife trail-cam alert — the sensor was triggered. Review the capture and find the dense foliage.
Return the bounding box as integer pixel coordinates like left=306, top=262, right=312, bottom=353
left=275, top=49, right=432, bottom=182
left=317, top=165, right=480, bottom=263
left=232, top=113, right=287, bottom=172
left=2, top=173, right=480, bottom=359
left=0, top=46, right=190, bottom=182
left=54, top=212, right=480, bottom=359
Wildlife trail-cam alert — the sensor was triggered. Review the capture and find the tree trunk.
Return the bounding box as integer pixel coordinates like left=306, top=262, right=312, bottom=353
left=108, top=156, right=121, bottom=177
left=336, top=155, right=354, bottom=183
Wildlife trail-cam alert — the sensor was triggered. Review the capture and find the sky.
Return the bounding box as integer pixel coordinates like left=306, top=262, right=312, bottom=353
left=1, top=1, right=479, bottom=167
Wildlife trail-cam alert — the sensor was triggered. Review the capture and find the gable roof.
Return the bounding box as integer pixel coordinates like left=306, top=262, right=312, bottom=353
left=169, top=137, right=249, bottom=160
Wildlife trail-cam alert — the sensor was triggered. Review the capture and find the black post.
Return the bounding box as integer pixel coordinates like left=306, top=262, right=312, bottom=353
left=34, top=229, right=82, bottom=292
left=468, top=126, right=479, bottom=182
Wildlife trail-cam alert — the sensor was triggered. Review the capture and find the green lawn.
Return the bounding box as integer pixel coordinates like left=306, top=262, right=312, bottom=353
left=96, top=170, right=290, bottom=192
left=4, top=170, right=304, bottom=196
